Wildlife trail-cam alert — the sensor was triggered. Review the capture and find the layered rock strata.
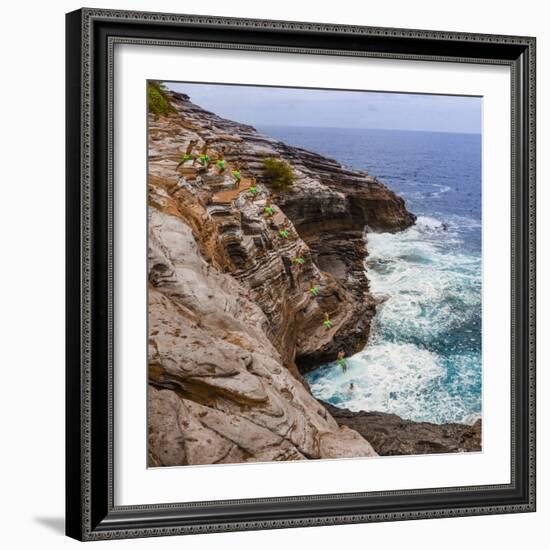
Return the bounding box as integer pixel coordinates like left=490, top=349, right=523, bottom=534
left=147, top=90, right=417, bottom=466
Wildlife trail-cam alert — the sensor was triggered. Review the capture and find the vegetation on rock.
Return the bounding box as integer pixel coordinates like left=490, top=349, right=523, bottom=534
left=146, top=90, right=422, bottom=466
left=147, top=80, right=176, bottom=115
left=262, top=158, right=295, bottom=191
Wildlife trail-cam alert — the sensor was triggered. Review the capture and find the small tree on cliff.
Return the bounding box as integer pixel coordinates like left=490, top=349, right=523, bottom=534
left=262, top=158, right=295, bottom=192
left=147, top=80, right=176, bottom=115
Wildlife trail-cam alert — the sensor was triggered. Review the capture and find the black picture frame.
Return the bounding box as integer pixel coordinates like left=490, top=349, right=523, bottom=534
left=66, top=7, right=536, bottom=541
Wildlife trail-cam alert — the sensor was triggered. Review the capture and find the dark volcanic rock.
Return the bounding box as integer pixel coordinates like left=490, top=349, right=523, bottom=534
left=322, top=401, right=482, bottom=455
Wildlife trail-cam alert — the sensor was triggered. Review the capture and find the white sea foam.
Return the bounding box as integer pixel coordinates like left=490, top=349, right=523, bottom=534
left=309, top=341, right=480, bottom=424
left=308, top=338, right=481, bottom=424
left=430, top=184, right=452, bottom=197
left=366, top=219, right=480, bottom=340
left=307, top=215, right=482, bottom=425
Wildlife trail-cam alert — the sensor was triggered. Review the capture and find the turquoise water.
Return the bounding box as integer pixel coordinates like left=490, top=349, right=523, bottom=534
left=259, top=126, right=482, bottom=425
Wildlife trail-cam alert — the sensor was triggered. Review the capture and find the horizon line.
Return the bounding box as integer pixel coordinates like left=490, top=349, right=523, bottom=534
left=255, top=124, right=482, bottom=136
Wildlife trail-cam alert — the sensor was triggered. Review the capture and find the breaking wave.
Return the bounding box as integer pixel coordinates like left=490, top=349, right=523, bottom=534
left=264, top=126, right=483, bottom=425
left=306, top=216, right=482, bottom=425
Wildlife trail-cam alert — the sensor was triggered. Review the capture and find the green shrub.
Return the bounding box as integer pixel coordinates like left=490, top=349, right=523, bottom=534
left=262, top=158, right=295, bottom=191
left=147, top=80, right=176, bottom=115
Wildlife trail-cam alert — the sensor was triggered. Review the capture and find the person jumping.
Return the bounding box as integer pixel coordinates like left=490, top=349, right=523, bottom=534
left=337, top=351, right=347, bottom=372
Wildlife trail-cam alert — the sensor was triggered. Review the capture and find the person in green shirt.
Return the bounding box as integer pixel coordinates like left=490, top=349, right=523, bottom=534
left=337, top=351, right=347, bottom=372
left=323, top=312, right=333, bottom=329
left=278, top=221, right=292, bottom=239
left=176, top=139, right=197, bottom=168
left=197, top=141, right=210, bottom=167
left=263, top=202, right=274, bottom=217
left=216, top=146, right=226, bottom=173
left=292, top=256, right=305, bottom=266
left=232, top=169, right=241, bottom=182
left=309, top=281, right=319, bottom=297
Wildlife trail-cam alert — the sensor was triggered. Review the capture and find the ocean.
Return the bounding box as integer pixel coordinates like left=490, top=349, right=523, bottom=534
left=259, top=126, right=482, bottom=425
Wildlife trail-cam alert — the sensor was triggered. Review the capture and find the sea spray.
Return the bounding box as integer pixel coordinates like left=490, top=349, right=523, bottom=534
left=306, top=217, right=481, bottom=424
left=261, top=126, right=482, bottom=425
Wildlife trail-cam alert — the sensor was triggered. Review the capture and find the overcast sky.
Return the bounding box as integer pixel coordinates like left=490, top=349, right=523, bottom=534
left=164, top=81, right=481, bottom=135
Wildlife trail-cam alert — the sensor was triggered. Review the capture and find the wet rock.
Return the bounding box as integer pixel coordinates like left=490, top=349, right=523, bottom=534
left=322, top=401, right=482, bottom=455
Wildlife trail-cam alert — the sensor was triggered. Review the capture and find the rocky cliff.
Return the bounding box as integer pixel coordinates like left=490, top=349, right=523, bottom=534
left=147, top=90, right=417, bottom=466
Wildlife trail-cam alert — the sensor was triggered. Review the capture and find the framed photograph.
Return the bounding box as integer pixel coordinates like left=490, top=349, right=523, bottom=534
left=66, top=8, right=536, bottom=541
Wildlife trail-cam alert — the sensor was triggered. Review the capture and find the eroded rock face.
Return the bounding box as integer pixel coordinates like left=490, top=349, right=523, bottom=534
left=147, top=91, right=415, bottom=466
left=148, top=210, right=376, bottom=465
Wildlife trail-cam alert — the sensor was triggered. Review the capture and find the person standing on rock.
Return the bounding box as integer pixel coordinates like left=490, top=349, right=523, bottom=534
left=278, top=226, right=290, bottom=239
left=323, top=312, right=334, bottom=329
left=263, top=200, right=274, bottom=217
left=309, top=280, right=320, bottom=297
left=197, top=140, right=210, bottom=167
left=291, top=255, right=305, bottom=268
left=247, top=176, right=260, bottom=198
left=177, top=139, right=197, bottom=168
left=216, top=146, right=227, bottom=173
left=231, top=162, right=242, bottom=185
left=278, top=220, right=293, bottom=239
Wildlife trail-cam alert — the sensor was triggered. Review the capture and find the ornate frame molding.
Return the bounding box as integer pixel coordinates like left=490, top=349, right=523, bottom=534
left=66, top=8, right=536, bottom=541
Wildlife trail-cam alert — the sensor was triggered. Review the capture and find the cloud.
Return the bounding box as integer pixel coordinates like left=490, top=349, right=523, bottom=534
left=164, top=81, right=481, bottom=134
